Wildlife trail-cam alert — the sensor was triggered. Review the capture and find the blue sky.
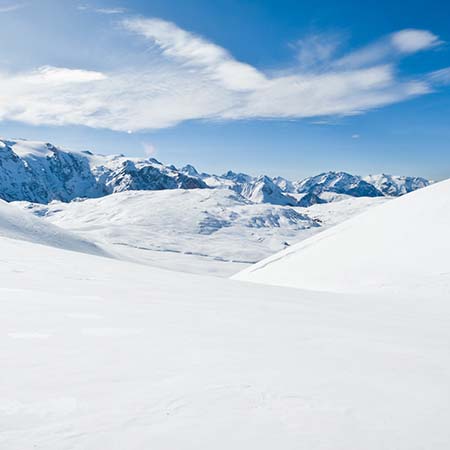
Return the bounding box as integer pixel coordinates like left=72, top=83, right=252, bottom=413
left=0, top=0, right=449, bottom=180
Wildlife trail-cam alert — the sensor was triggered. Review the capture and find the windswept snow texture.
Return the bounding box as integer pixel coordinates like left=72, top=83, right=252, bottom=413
left=235, top=179, right=450, bottom=294
left=21, top=189, right=321, bottom=275
left=0, top=199, right=106, bottom=256
left=1, top=213, right=450, bottom=449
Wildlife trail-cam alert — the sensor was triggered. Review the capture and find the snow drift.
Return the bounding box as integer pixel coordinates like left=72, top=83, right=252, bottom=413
left=234, top=178, right=450, bottom=294
left=0, top=198, right=106, bottom=256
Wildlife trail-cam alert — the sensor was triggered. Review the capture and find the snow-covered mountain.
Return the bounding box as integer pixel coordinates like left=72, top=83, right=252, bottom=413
left=296, top=171, right=384, bottom=197
left=92, top=154, right=207, bottom=194
left=236, top=175, right=298, bottom=206
left=0, top=138, right=206, bottom=204
left=235, top=179, right=450, bottom=294
left=297, top=191, right=327, bottom=207
left=272, top=176, right=296, bottom=193
left=221, top=170, right=254, bottom=185
left=184, top=167, right=430, bottom=204
left=0, top=138, right=431, bottom=206
left=363, top=173, right=431, bottom=196
left=0, top=139, right=102, bottom=203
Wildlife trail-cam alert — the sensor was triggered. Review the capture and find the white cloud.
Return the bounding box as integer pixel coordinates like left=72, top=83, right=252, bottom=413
left=25, top=66, right=107, bottom=84
left=391, top=29, right=440, bottom=53
left=0, top=18, right=446, bottom=132
left=293, top=32, right=344, bottom=71
left=352, top=134, right=360, bottom=139
left=122, top=18, right=267, bottom=91
left=77, top=4, right=127, bottom=14
left=428, top=67, right=450, bottom=85
left=95, top=7, right=126, bottom=15
left=336, top=29, right=442, bottom=69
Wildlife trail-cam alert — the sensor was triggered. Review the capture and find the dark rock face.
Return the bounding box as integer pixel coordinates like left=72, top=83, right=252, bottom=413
left=297, top=192, right=327, bottom=207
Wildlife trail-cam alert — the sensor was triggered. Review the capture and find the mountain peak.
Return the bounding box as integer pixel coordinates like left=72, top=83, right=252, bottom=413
left=181, top=164, right=200, bottom=177
left=0, top=137, right=431, bottom=205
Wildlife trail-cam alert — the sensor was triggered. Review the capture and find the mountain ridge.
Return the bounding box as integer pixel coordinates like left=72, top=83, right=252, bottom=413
left=0, top=137, right=431, bottom=205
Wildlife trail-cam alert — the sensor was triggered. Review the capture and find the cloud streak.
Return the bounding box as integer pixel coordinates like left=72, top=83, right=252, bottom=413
left=336, top=29, right=441, bottom=69
left=0, top=18, right=446, bottom=132
left=77, top=4, right=127, bottom=14
left=0, top=2, right=25, bottom=13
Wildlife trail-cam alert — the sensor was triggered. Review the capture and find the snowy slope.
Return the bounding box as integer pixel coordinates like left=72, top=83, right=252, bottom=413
left=300, top=195, right=388, bottom=227
left=235, top=179, right=450, bottom=294
left=19, top=190, right=386, bottom=276
left=1, top=214, right=450, bottom=449
left=0, top=198, right=106, bottom=256
left=20, top=189, right=319, bottom=275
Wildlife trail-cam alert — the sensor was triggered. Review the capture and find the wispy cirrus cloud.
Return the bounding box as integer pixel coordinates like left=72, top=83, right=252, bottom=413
left=95, top=7, right=126, bottom=14
left=77, top=4, right=126, bottom=14
left=0, top=17, right=446, bottom=132
left=291, top=32, right=346, bottom=71
left=428, top=67, right=450, bottom=85
left=25, top=66, right=107, bottom=84
left=336, top=29, right=441, bottom=68
left=0, top=2, right=25, bottom=13
left=122, top=18, right=267, bottom=91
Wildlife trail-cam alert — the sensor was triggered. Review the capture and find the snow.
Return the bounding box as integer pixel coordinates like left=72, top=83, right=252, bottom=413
left=238, top=175, right=298, bottom=205
left=296, top=171, right=384, bottom=197
left=235, top=179, right=450, bottom=294
left=1, top=136, right=446, bottom=449
left=18, top=189, right=386, bottom=276
left=19, top=189, right=319, bottom=276
left=0, top=138, right=205, bottom=204
left=363, top=173, right=431, bottom=196
left=0, top=138, right=431, bottom=207
left=1, top=204, right=450, bottom=449
left=0, top=198, right=106, bottom=256
left=1, top=138, right=56, bottom=158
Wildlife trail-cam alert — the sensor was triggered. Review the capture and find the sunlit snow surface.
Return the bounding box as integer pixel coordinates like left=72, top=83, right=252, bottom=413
left=1, top=218, right=449, bottom=449
left=235, top=179, right=450, bottom=295
left=19, top=189, right=386, bottom=276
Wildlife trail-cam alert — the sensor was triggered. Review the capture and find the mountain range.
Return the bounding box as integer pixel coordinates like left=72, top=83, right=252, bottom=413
left=0, top=138, right=431, bottom=205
